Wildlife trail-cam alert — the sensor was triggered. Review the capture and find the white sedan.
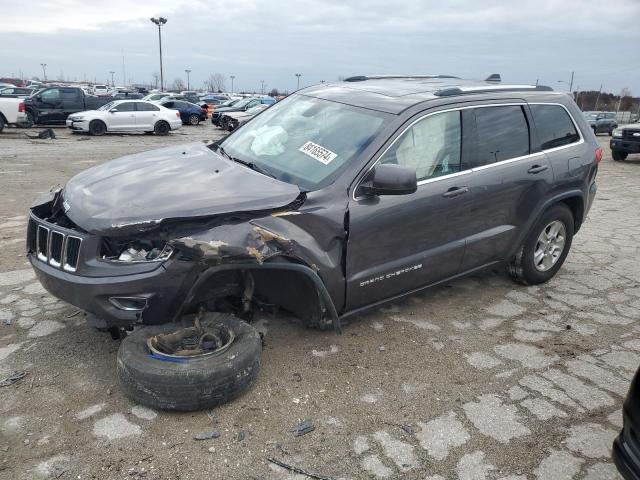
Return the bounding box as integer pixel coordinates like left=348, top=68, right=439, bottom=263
left=66, top=100, right=183, bottom=136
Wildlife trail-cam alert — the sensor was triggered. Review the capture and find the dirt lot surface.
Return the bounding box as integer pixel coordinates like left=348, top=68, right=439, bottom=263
left=0, top=124, right=638, bottom=479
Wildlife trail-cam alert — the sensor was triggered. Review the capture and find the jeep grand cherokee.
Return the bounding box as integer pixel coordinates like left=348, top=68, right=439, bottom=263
left=26, top=75, right=601, bottom=409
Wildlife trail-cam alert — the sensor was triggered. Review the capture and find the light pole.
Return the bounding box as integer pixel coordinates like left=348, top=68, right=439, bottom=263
left=40, top=63, right=47, bottom=80
left=594, top=84, right=603, bottom=111
left=230, top=75, right=235, bottom=94
left=295, top=73, right=302, bottom=90
left=185, top=69, right=191, bottom=90
left=260, top=80, right=265, bottom=95
left=150, top=17, right=167, bottom=91
left=558, top=71, right=575, bottom=97
left=109, top=71, right=115, bottom=87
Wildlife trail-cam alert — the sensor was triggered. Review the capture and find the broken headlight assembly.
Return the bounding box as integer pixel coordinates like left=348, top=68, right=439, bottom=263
left=100, top=238, right=174, bottom=263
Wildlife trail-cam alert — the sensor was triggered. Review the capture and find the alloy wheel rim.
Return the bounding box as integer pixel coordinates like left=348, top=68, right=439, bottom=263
left=533, top=220, right=566, bottom=272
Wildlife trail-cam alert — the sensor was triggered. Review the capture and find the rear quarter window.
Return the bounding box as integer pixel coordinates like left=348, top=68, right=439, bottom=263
left=529, top=104, right=580, bottom=150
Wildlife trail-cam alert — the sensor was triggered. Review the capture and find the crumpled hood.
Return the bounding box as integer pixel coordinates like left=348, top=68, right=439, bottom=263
left=63, top=143, right=301, bottom=235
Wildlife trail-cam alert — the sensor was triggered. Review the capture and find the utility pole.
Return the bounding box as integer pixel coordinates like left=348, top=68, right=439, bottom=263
left=40, top=63, right=47, bottom=80
left=185, top=69, right=191, bottom=90
left=109, top=71, right=115, bottom=87
left=569, top=71, right=574, bottom=93
left=594, top=84, right=603, bottom=111
left=295, top=73, right=302, bottom=90
left=122, top=49, right=126, bottom=88
left=260, top=80, right=265, bottom=95
left=150, top=17, right=167, bottom=91
left=230, top=75, right=235, bottom=94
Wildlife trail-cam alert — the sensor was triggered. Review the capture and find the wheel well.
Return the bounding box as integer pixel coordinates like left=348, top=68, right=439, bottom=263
left=558, top=196, right=584, bottom=232
left=188, top=266, right=326, bottom=328
left=90, top=119, right=105, bottom=127
left=0, top=113, right=6, bottom=124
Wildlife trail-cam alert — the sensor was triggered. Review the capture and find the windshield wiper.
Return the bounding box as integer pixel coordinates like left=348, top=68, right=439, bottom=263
left=215, top=145, right=276, bottom=179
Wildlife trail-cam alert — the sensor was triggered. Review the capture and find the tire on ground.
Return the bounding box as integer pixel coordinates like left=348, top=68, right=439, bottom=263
left=188, top=114, right=200, bottom=125
left=89, top=120, right=106, bottom=136
left=116, top=313, right=262, bottom=411
left=612, top=150, right=628, bottom=161
left=507, top=203, right=574, bottom=285
left=154, top=120, right=170, bottom=135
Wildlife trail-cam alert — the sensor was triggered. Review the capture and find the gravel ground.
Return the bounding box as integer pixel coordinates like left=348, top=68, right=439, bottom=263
left=0, top=124, right=638, bottom=480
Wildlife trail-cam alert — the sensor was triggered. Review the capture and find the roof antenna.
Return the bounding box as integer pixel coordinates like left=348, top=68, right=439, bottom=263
left=485, top=74, right=501, bottom=83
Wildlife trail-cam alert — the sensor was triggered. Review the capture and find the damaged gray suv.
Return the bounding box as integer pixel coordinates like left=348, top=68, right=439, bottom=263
left=27, top=75, right=601, bottom=410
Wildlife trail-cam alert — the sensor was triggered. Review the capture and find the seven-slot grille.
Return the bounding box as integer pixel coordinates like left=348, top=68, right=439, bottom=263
left=30, top=220, right=82, bottom=272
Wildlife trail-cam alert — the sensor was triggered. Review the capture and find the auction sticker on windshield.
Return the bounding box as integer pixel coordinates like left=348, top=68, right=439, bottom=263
left=299, top=141, right=337, bottom=165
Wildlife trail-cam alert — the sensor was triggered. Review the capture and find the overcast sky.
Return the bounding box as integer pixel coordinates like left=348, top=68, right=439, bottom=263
left=0, top=0, right=638, bottom=95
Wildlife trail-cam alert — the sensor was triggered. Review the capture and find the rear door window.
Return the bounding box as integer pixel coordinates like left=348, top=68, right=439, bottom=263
left=136, top=102, right=159, bottom=111
left=530, top=104, right=580, bottom=150
left=474, top=106, right=530, bottom=164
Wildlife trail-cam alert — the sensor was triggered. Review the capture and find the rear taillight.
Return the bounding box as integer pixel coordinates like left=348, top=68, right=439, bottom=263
left=595, top=147, right=602, bottom=163
left=18, top=102, right=25, bottom=113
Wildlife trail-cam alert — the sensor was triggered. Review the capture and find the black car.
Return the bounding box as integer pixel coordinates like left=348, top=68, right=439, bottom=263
left=26, top=75, right=600, bottom=411
left=614, top=368, right=640, bottom=479
left=610, top=122, right=640, bottom=161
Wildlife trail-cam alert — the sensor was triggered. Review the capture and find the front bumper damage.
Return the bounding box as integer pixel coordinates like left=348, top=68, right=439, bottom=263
left=27, top=190, right=346, bottom=331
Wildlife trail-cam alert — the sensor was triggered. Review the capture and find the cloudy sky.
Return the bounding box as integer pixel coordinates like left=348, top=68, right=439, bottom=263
left=0, top=0, right=638, bottom=95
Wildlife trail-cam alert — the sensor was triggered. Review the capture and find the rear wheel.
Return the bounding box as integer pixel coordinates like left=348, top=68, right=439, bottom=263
left=19, top=110, right=35, bottom=128
left=89, top=120, right=107, bottom=136
left=188, top=114, right=200, bottom=125
left=612, top=150, right=628, bottom=161
left=0, top=114, right=5, bottom=133
left=508, top=204, right=574, bottom=285
left=154, top=120, right=170, bottom=135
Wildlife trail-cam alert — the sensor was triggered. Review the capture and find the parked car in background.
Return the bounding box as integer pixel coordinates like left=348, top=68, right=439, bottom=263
left=160, top=99, right=207, bottom=125
left=200, top=94, right=230, bottom=106
left=211, top=97, right=275, bottom=126
left=142, top=93, right=171, bottom=102
left=66, top=100, right=182, bottom=135
left=583, top=111, right=618, bottom=135
left=0, top=97, right=27, bottom=132
left=93, top=85, right=111, bottom=96
left=23, top=86, right=112, bottom=126
left=613, top=365, right=640, bottom=479
left=110, top=92, right=144, bottom=100
left=0, top=87, right=35, bottom=98
left=220, top=104, right=269, bottom=130
left=610, top=121, right=640, bottom=161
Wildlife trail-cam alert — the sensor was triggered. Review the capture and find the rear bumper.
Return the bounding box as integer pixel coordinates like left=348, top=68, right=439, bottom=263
left=611, top=139, right=640, bottom=154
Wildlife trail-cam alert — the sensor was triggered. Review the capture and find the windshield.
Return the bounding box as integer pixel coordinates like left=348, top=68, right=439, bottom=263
left=219, top=95, right=390, bottom=191
left=98, top=101, right=117, bottom=111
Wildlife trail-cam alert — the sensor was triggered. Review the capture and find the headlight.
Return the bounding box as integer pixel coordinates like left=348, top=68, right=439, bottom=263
left=101, top=239, right=174, bottom=263
left=69, top=116, right=84, bottom=122
left=612, top=129, right=623, bottom=138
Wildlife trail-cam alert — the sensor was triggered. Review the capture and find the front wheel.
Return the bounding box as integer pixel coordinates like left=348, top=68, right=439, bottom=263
left=89, top=120, right=107, bottom=136
left=507, top=204, right=574, bottom=285
left=154, top=121, right=170, bottom=135
left=612, top=150, right=628, bottom=161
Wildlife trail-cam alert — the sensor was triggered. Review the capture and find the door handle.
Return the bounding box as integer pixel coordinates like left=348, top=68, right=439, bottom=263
left=442, top=186, right=469, bottom=198
left=527, top=164, right=549, bottom=174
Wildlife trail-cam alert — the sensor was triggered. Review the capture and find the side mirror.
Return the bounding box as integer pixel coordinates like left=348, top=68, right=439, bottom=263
left=36, top=95, right=42, bottom=101
left=358, top=164, right=417, bottom=196
left=109, top=108, right=118, bottom=113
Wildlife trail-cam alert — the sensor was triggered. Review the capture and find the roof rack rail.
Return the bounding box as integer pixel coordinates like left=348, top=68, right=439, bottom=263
left=343, top=75, right=460, bottom=82
left=434, top=85, right=553, bottom=96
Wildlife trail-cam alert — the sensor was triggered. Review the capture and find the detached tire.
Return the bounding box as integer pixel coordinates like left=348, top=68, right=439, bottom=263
left=117, top=313, right=262, bottom=411
left=507, top=204, right=574, bottom=285
left=154, top=120, right=170, bottom=135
